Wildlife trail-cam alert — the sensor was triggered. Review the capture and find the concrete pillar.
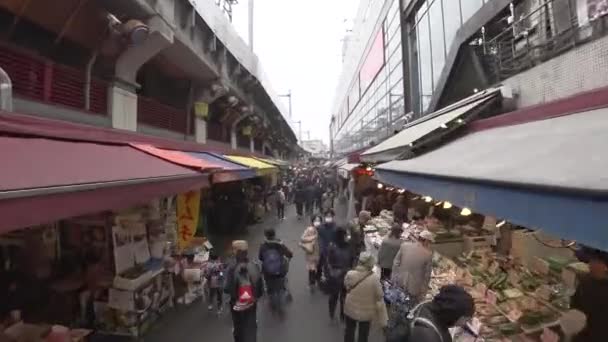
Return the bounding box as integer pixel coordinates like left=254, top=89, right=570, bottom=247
left=192, top=84, right=227, bottom=144
left=249, top=135, right=255, bottom=153
left=230, top=113, right=252, bottom=150
left=109, top=16, right=174, bottom=131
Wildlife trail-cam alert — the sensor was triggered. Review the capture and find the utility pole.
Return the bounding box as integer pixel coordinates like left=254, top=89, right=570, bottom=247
left=278, top=90, right=292, bottom=118
left=295, top=120, right=302, bottom=143
left=248, top=0, right=254, bottom=51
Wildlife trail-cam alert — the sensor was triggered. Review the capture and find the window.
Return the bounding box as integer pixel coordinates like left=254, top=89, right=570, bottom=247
left=417, top=11, right=433, bottom=111
left=461, top=0, right=483, bottom=23
left=443, top=0, right=461, bottom=54
left=429, top=0, right=446, bottom=85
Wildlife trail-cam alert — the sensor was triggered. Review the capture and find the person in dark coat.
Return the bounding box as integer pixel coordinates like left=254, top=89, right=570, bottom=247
left=294, top=183, right=305, bottom=220
left=324, top=228, right=354, bottom=321
left=408, top=285, right=475, bottom=342
left=316, top=210, right=337, bottom=281
left=571, top=247, right=608, bottom=342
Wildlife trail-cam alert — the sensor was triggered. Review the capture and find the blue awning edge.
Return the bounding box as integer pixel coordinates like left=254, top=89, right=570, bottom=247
left=187, top=152, right=256, bottom=183
left=375, top=169, right=608, bottom=252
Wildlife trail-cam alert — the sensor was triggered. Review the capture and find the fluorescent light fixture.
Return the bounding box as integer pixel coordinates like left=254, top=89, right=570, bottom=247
left=496, top=220, right=507, bottom=228
left=473, top=88, right=479, bottom=93
left=377, top=183, right=384, bottom=189
left=423, top=196, right=432, bottom=203
left=397, top=189, right=406, bottom=194
left=440, top=124, right=448, bottom=129
left=435, top=201, right=443, bottom=207
left=456, top=119, right=464, bottom=124
left=443, top=201, right=453, bottom=209
left=460, top=207, right=472, bottom=216
left=366, top=167, right=372, bottom=171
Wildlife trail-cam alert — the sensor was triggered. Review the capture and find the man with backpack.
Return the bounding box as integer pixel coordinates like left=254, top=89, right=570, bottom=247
left=203, top=250, right=225, bottom=314
left=224, top=240, right=264, bottom=342
left=259, top=228, right=293, bottom=310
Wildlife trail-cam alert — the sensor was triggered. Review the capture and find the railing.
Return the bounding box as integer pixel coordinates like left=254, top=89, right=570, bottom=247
left=480, top=0, right=608, bottom=82
left=0, top=44, right=108, bottom=115
left=137, top=96, right=189, bottom=134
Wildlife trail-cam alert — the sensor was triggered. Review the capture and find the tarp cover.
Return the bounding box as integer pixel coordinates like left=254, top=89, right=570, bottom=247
left=188, top=152, right=256, bottom=183
left=225, top=155, right=277, bottom=176
left=362, top=88, right=500, bottom=163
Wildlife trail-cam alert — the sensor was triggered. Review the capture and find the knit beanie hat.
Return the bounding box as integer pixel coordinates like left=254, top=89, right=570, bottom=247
left=431, top=285, right=475, bottom=327
left=358, top=251, right=375, bottom=270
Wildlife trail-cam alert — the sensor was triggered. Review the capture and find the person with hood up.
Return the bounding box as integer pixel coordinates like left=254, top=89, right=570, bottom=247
left=407, top=285, right=475, bottom=342
left=300, top=215, right=321, bottom=289
left=325, top=228, right=355, bottom=321
left=224, top=240, right=264, bottom=342
left=343, top=252, right=388, bottom=342
left=316, top=210, right=337, bottom=281
left=349, top=211, right=371, bottom=263
left=391, top=230, right=434, bottom=303
left=377, top=224, right=404, bottom=280
left=259, top=228, right=293, bottom=299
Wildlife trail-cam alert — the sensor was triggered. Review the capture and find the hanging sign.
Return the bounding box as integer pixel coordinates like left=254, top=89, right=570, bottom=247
left=194, top=102, right=209, bottom=119
left=177, top=190, right=201, bottom=250
left=242, top=125, right=252, bottom=136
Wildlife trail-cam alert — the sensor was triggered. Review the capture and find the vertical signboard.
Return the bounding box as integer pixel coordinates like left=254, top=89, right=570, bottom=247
left=177, top=190, right=201, bottom=250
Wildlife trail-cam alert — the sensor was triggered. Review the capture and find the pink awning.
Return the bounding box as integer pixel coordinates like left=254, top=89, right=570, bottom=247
left=130, top=144, right=223, bottom=171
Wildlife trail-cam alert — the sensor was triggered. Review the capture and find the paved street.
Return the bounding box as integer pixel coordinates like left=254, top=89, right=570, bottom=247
left=145, top=202, right=382, bottom=342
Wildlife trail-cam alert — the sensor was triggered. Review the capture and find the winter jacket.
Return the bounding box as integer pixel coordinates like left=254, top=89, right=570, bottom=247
left=300, top=226, right=320, bottom=270
left=392, top=242, right=433, bottom=301
left=377, top=236, right=403, bottom=269
left=348, top=219, right=366, bottom=258
left=344, top=266, right=388, bottom=326
left=317, top=223, right=336, bottom=254
left=571, top=275, right=608, bottom=342
left=325, top=242, right=353, bottom=280
left=223, top=260, right=264, bottom=305
left=258, top=240, right=293, bottom=276
left=408, top=304, right=452, bottom=342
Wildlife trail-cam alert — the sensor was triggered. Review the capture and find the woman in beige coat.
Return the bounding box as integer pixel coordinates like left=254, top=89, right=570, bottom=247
left=344, top=252, right=388, bottom=342
left=300, top=215, right=321, bottom=288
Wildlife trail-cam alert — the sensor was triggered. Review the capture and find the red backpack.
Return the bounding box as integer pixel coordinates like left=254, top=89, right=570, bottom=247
left=233, top=264, right=256, bottom=311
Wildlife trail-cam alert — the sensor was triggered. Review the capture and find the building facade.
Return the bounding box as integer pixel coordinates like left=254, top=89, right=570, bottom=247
left=332, top=0, right=608, bottom=156
left=0, top=0, right=298, bottom=158
left=330, top=0, right=406, bottom=156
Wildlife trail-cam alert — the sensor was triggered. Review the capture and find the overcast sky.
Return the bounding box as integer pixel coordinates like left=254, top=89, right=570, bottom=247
left=230, top=0, right=359, bottom=144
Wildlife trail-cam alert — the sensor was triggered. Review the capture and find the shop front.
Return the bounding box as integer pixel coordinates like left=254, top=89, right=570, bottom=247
left=345, top=88, right=608, bottom=341
left=0, top=135, right=225, bottom=340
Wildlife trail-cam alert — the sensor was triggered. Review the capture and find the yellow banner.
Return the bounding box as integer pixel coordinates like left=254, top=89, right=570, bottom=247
left=177, top=190, right=201, bottom=250
left=194, top=102, right=209, bottom=119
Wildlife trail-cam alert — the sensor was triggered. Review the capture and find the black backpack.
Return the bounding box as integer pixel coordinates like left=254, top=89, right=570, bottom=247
left=386, top=301, right=444, bottom=342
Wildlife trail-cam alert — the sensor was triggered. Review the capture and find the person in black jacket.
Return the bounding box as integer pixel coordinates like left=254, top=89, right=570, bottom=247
left=408, top=285, right=475, bottom=342
left=224, top=241, right=264, bottom=342
left=259, top=228, right=294, bottom=297
left=324, top=228, right=354, bottom=321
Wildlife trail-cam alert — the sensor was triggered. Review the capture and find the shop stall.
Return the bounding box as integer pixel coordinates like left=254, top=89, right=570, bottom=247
left=359, top=102, right=608, bottom=341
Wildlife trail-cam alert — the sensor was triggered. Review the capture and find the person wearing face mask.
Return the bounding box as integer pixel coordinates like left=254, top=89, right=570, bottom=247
left=300, top=215, right=321, bottom=289
left=316, top=210, right=337, bottom=282
left=407, top=285, right=475, bottom=342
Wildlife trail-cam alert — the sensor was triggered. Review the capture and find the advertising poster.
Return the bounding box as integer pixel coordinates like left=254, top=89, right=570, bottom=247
left=177, top=190, right=201, bottom=250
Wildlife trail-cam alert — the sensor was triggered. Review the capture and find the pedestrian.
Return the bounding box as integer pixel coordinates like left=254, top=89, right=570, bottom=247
left=204, top=250, right=225, bottom=314
left=224, top=240, right=264, bottom=342
left=377, top=224, right=403, bottom=280
left=343, top=252, right=388, bottom=342
left=300, top=215, right=321, bottom=289
left=392, top=195, right=409, bottom=224
left=276, top=187, right=286, bottom=220
left=349, top=211, right=371, bottom=263
left=407, top=285, right=475, bottom=342
left=325, top=228, right=354, bottom=321
left=259, top=228, right=293, bottom=307
left=305, top=183, right=315, bottom=217
left=322, top=190, right=334, bottom=213
left=391, top=230, right=435, bottom=303
left=317, top=210, right=337, bottom=282
left=294, top=183, right=305, bottom=220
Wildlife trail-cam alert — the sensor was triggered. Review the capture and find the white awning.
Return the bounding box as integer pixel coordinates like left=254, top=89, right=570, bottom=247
left=340, top=163, right=360, bottom=172
left=361, top=88, right=501, bottom=163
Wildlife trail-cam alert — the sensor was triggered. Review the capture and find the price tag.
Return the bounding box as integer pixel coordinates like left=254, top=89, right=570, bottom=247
left=541, top=328, right=560, bottom=342
left=486, top=290, right=498, bottom=305
left=475, top=282, right=487, bottom=296
left=507, top=308, right=523, bottom=322
left=508, top=270, right=520, bottom=285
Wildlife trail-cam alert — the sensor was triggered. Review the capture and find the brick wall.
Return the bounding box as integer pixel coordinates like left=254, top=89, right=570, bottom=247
left=503, top=34, right=608, bottom=108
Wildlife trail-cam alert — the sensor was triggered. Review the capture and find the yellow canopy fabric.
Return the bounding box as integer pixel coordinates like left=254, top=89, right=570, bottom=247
left=225, top=155, right=277, bottom=176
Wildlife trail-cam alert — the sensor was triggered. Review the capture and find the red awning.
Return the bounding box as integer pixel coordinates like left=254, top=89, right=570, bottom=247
left=130, top=144, right=223, bottom=171
left=0, top=136, right=209, bottom=234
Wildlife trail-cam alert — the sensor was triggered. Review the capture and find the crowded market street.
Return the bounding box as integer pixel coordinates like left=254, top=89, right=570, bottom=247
left=145, top=204, right=382, bottom=342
